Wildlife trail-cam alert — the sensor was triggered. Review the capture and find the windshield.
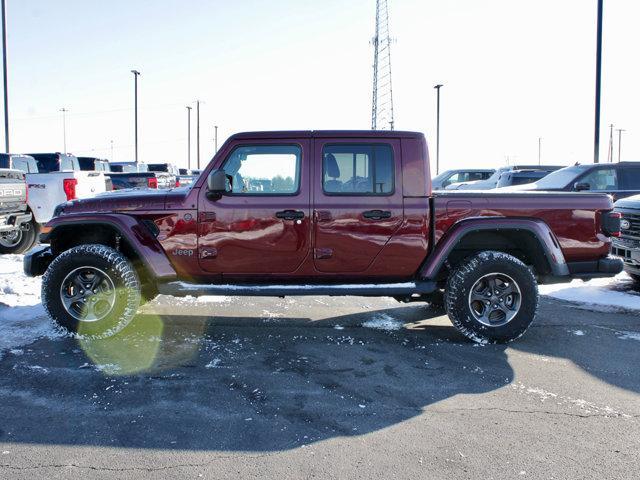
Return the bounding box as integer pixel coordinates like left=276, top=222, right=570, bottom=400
left=432, top=170, right=453, bottom=183
left=532, top=166, right=590, bottom=189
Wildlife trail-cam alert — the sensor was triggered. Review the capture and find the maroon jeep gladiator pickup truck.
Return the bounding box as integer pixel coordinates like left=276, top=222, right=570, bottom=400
left=24, top=131, right=623, bottom=343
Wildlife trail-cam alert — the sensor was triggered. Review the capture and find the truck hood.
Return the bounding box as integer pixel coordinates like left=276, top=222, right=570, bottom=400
left=56, top=188, right=190, bottom=215
left=615, top=194, right=640, bottom=209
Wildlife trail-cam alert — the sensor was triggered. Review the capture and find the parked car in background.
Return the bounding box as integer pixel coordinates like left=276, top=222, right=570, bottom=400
left=612, top=194, right=640, bottom=284
left=0, top=167, right=34, bottom=254
left=78, top=157, right=111, bottom=172
left=148, top=163, right=179, bottom=187
left=26, top=130, right=622, bottom=344
left=107, top=162, right=173, bottom=190
left=177, top=168, right=201, bottom=187
left=24, top=153, right=107, bottom=231
left=432, top=169, right=494, bottom=190
left=496, top=167, right=562, bottom=188
left=496, top=162, right=640, bottom=201
left=78, top=157, right=113, bottom=190
left=448, top=165, right=564, bottom=190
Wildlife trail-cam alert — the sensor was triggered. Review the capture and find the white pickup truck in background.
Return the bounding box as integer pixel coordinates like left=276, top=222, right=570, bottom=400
left=19, top=153, right=106, bottom=237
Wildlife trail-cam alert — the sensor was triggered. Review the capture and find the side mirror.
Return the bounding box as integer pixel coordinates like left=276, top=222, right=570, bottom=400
left=574, top=182, right=591, bottom=192
left=207, top=169, right=229, bottom=198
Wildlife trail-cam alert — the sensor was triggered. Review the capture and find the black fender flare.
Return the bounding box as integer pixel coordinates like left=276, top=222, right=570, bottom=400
left=41, top=213, right=177, bottom=281
left=419, top=217, right=570, bottom=279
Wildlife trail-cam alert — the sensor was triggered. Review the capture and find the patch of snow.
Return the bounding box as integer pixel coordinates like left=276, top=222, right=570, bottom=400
left=362, top=313, right=403, bottom=331
left=570, top=330, right=585, bottom=336
left=205, top=358, right=222, bottom=368
left=333, top=325, right=345, bottom=330
left=539, top=273, right=640, bottom=312
left=617, top=331, right=640, bottom=342
left=0, top=255, right=63, bottom=358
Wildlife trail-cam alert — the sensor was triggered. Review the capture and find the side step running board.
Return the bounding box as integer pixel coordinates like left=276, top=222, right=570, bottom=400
left=157, top=280, right=437, bottom=298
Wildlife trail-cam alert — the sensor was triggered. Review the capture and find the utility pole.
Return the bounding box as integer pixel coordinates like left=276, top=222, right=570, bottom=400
left=214, top=125, right=218, bottom=153
left=1, top=0, right=8, bottom=153
left=196, top=100, right=201, bottom=169
left=186, top=106, right=192, bottom=170
left=616, top=129, right=625, bottom=163
left=110, top=139, right=114, bottom=161
left=607, top=123, right=614, bottom=163
left=434, top=84, right=443, bottom=175
left=593, top=0, right=604, bottom=163
left=538, top=137, right=542, bottom=165
left=60, top=108, right=68, bottom=153
left=131, top=69, right=140, bottom=163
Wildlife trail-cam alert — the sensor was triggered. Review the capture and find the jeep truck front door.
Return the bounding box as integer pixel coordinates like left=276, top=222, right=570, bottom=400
left=197, top=140, right=311, bottom=275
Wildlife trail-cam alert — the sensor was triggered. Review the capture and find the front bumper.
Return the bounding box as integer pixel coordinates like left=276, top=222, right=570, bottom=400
left=612, top=238, right=640, bottom=276
left=23, top=245, right=54, bottom=277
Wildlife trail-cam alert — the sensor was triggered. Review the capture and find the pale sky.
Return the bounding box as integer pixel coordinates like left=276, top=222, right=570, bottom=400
left=5, top=0, right=639, bottom=174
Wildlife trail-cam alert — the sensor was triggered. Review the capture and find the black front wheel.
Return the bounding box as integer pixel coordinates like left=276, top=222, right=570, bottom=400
left=41, top=244, right=141, bottom=337
left=444, top=251, right=539, bottom=344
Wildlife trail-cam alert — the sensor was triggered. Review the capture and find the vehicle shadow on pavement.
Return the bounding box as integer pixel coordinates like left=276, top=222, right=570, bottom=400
left=0, top=304, right=516, bottom=452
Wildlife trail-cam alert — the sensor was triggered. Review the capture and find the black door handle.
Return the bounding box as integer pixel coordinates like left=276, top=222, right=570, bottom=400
left=276, top=210, right=305, bottom=221
left=362, top=210, right=392, bottom=220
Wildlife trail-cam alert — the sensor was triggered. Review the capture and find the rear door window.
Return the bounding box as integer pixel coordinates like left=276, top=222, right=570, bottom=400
left=322, top=144, right=394, bottom=195
left=621, top=167, right=640, bottom=190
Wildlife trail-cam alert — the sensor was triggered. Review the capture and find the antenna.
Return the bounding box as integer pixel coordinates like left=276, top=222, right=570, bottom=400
left=371, top=0, right=395, bottom=130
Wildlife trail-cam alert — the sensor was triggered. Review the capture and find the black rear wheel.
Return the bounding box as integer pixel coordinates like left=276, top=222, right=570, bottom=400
left=42, top=244, right=141, bottom=337
left=444, top=251, right=539, bottom=344
left=0, top=220, right=37, bottom=254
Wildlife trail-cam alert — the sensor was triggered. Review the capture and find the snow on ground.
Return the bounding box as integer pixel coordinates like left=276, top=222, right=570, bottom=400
left=0, top=255, right=62, bottom=358
left=362, top=313, right=403, bottom=331
left=539, top=273, right=640, bottom=312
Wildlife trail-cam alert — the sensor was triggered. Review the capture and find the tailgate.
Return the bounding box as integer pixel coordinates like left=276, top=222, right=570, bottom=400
left=74, top=171, right=107, bottom=198
left=0, top=169, right=27, bottom=214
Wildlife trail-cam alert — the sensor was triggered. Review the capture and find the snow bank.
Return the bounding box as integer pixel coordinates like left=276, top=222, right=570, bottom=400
left=539, top=273, right=640, bottom=312
left=0, top=255, right=62, bottom=357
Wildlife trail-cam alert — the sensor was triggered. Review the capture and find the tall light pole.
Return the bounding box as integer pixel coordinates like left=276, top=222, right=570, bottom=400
left=434, top=84, right=443, bottom=175
left=60, top=108, right=68, bottom=153
left=196, top=100, right=201, bottom=169
left=186, top=106, right=192, bottom=169
left=131, top=69, right=140, bottom=163
left=2, top=0, right=9, bottom=153
left=593, top=0, right=604, bottom=163
left=538, top=137, right=542, bottom=165
left=110, top=139, right=114, bottom=161
left=616, top=129, right=625, bottom=163
left=607, top=123, right=614, bottom=163
left=214, top=125, right=218, bottom=153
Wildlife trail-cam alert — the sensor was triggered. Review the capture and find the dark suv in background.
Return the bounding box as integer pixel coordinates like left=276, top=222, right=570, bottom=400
left=613, top=194, right=640, bottom=284
left=496, top=167, right=562, bottom=188
left=499, top=162, right=640, bottom=200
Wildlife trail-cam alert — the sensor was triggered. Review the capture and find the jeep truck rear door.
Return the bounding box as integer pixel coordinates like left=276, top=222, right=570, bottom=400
left=198, top=140, right=311, bottom=274
left=312, top=138, right=404, bottom=273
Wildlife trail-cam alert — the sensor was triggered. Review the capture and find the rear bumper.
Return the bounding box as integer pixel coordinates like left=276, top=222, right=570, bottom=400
left=567, top=256, right=624, bottom=279
left=0, top=212, right=32, bottom=233
left=23, top=245, right=53, bottom=277
left=540, top=255, right=624, bottom=284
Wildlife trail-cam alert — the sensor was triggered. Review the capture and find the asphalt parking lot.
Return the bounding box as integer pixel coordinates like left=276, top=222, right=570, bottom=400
left=1, top=294, right=639, bottom=480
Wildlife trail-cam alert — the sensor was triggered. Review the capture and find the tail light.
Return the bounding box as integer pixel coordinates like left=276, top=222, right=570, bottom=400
left=63, top=178, right=78, bottom=201
left=147, top=177, right=158, bottom=189
left=175, top=179, right=180, bottom=187
left=602, top=211, right=622, bottom=237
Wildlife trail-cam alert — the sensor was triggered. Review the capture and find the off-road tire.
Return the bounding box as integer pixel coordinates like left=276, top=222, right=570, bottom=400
left=444, top=251, right=539, bottom=344
left=0, top=220, right=37, bottom=254
left=42, top=244, right=141, bottom=337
